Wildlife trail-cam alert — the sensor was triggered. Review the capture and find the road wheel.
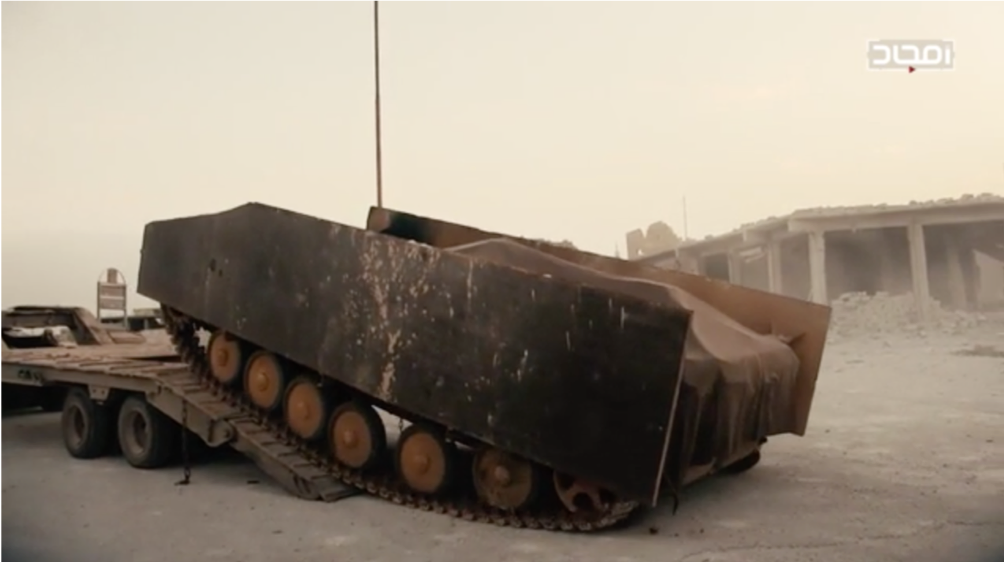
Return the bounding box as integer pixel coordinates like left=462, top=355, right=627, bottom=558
left=244, top=351, right=288, bottom=412
left=396, top=424, right=456, bottom=495
left=207, top=330, right=247, bottom=386
left=329, top=401, right=386, bottom=470
left=284, top=376, right=331, bottom=441
left=117, top=395, right=179, bottom=469
left=61, top=387, right=112, bottom=459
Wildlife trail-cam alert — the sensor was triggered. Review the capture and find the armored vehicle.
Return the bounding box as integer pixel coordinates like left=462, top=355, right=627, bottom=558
left=135, top=203, right=831, bottom=531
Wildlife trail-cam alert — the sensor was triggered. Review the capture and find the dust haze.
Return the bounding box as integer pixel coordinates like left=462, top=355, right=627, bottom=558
left=3, top=2, right=1004, bottom=308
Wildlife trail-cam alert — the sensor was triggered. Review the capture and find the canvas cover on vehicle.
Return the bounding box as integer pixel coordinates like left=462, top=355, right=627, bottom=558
left=447, top=237, right=801, bottom=489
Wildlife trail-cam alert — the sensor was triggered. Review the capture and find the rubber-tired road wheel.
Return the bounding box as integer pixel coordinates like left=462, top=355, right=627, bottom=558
left=396, top=424, right=456, bottom=495
left=285, top=376, right=331, bottom=442
left=117, top=395, right=179, bottom=469
left=244, top=351, right=288, bottom=412
left=61, top=387, right=112, bottom=459
left=207, top=330, right=247, bottom=386
left=329, top=401, right=387, bottom=470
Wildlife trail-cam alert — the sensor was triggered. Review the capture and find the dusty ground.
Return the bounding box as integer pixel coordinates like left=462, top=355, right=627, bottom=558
left=3, top=330, right=1003, bottom=562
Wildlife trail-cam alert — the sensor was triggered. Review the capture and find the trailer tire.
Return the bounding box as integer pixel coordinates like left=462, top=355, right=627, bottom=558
left=117, top=396, right=179, bottom=469
left=61, top=388, right=112, bottom=459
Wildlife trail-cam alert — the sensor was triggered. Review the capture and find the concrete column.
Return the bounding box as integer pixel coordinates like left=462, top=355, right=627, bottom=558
left=807, top=231, right=827, bottom=304
left=727, top=252, right=743, bottom=285
left=907, top=223, right=932, bottom=321
left=943, top=235, right=968, bottom=309
left=767, top=240, right=783, bottom=295
left=676, top=251, right=701, bottom=275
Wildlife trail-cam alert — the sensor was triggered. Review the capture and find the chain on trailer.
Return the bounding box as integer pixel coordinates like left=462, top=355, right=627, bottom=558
left=175, top=400, right=192, bottom=487
left=161, top=305, right=640, bottom=532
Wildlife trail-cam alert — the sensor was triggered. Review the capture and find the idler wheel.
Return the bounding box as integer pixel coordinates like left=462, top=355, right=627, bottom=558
left=207, top=331, right=246, bottom=386
left=243, top=351, right=288, bottom=412
left=396, top=424, right=455, bottom=495
left=471, top=448, right=542, bottom=511
left=553, top=472, right=609, bottom=514
left=328, top=401, right=387, bottom=470
left=284, top=377, right=331, bottom=441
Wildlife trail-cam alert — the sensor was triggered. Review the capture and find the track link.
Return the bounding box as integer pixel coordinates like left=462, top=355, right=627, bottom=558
left=163, top=306, right=639, bottom=532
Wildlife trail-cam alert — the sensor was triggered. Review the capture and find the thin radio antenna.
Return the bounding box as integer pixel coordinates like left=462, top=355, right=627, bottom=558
left=373, top=1, right=384, bottom=208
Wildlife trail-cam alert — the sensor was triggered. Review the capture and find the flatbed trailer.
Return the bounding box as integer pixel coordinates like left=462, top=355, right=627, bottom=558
left=1, top=345, right=357, bottom=503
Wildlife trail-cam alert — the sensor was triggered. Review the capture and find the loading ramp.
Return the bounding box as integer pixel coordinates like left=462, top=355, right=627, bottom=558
left=1, top=347, right=358, bottom=503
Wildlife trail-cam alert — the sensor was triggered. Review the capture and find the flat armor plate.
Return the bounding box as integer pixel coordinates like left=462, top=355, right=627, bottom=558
left=137, top=204, right=690, bottom=503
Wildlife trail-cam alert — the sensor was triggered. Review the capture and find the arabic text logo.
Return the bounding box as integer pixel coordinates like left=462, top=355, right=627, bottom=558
left=867, top=39, right=954, bottom=72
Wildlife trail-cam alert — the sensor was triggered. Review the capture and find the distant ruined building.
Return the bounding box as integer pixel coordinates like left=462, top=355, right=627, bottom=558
left=534, top=239, right=578, bottom=250
left=625, top=221, right=684, bottom=259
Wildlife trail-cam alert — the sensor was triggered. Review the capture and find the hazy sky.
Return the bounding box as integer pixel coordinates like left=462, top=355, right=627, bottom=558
left=3, top=1, right=1003, bottom=309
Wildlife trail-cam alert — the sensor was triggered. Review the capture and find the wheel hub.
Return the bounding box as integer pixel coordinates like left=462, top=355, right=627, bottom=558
left=294, top=399, right=310, bottom=421
left=412, top=454, right=430, bottom=473
left=254, top=371, right=269, bottom=392
left=341, top=429, right=357, bottom=447
left=68, top=407, right=86, bottom=447
left=493, top=465, right=511, bottom=485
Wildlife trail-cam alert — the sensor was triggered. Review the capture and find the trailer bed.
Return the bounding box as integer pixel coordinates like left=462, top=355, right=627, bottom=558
left=1, top=346, right=357, bottom=503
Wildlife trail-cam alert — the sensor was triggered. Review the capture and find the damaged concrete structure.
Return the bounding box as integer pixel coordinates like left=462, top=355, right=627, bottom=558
left=630, top=195, right=1004, bottom=320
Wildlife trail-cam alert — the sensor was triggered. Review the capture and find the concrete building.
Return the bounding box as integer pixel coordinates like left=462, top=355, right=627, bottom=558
left=628, top=195, right=1004, bottom=319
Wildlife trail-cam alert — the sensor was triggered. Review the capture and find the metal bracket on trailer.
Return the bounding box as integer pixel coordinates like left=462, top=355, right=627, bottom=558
left=88, top=385, right=111, bottom=402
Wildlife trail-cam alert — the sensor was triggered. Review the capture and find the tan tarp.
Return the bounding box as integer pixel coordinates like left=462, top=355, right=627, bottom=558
left=448, top=238, right=801, bottom=488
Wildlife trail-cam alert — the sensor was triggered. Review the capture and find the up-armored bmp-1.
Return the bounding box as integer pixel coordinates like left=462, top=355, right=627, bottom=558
left=136, top=203, right=831, bottom=531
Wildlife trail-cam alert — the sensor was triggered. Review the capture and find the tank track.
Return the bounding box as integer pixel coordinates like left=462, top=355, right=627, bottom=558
left=162, top=306, right=639, bottom=532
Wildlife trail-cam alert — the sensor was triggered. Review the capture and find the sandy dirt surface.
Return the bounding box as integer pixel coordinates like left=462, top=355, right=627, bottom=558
left=3, top=330, right=1003, bottom=562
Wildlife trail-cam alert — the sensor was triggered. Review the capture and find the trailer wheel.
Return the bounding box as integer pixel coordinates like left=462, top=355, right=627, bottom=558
left=61, top=388, right=112, bottom=459
left=117, top=396, right=179, bottom=469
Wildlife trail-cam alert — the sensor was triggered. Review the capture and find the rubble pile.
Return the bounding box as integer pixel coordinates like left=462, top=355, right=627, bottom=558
left=829, top=291, right=985, bottom=337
